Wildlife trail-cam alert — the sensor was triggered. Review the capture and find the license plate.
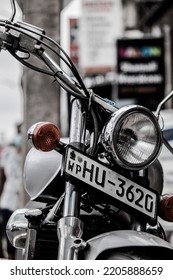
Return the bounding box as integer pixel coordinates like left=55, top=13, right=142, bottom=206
left=64, top=146, right=158, bottom=224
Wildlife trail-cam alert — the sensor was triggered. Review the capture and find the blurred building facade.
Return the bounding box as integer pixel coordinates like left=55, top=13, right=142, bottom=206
left=122, top=0, right=173, bottom=109
left=62, top=0, right=172, bottom=111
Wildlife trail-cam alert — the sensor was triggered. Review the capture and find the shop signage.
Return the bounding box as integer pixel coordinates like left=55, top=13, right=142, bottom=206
left=117, top=37, right=165, bottom=99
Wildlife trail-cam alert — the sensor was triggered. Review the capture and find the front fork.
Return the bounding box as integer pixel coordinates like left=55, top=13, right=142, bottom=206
left=57, top=98, right=87, bottom=260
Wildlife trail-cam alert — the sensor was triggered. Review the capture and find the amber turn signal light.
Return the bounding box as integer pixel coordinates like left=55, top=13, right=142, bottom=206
left=28, top=122, right=60, bottom=152
left=159, top=194, right=173, bottom=222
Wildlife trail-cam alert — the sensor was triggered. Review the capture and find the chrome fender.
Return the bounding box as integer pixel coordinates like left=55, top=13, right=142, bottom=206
left=83, top=230, right=173, bottom=260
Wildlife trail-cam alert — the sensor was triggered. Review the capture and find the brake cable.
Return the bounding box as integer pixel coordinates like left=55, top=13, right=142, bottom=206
left=1, top=20, right=90, bottom=98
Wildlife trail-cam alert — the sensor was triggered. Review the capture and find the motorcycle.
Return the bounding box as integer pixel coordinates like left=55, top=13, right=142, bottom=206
left=1, top=0, right=173, bottom=260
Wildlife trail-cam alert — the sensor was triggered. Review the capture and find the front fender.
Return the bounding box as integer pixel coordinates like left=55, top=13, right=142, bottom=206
left=83, top=230, right=173, bottom=260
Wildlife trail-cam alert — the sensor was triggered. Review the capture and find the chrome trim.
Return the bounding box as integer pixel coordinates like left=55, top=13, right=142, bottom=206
left=102, top=105, right=162, bottom=170
left=23, top=228, right=37, bottom=260
left=57, top=216, right=86, bottom=260
left=6, top=209, right=28, bottom=249
left=83, top=230, right=173, bottom=260
left=58, top=99, right=86, bottom=259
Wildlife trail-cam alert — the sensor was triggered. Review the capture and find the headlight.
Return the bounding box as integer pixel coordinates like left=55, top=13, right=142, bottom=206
left=102, top=105, right=162, bottom=170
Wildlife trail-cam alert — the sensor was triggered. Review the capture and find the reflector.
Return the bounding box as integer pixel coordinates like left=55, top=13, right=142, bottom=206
left=28, top=122, right=60, bottom=151
left=159, top=194, right=173, bottom=222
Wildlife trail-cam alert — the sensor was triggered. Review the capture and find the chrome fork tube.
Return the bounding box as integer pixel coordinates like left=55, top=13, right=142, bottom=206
left=63, top=98, right=86, bottom=217
left=68, top=98, right=86, bottom=144
left=57, top=98, right=87, bottom=260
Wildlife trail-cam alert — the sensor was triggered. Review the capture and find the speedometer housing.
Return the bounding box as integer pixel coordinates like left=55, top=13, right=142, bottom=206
left=101, top=105, right=162, bottom=170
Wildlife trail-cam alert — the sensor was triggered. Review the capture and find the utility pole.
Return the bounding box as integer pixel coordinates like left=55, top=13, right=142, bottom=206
left=17, top=0, right=64, bottom=204
left=21, top=0, right=63, bottom=147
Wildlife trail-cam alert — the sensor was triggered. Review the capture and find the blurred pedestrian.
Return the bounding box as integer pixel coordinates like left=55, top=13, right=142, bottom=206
left=0, top=124, right=23, bottom=259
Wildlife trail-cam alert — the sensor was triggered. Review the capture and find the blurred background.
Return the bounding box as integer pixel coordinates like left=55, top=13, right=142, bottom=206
left=0, top=1, right=22, bottom=143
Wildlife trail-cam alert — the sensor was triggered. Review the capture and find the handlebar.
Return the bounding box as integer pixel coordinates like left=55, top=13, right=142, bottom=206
left=0, top=19, right=118, bottom=113
left=0, top=29, right=18, bottom=50
left=0, top=20, right=45, bottom=53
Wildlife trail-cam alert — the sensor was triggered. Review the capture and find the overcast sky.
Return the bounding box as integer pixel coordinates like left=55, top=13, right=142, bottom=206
left=0, top=0, right=23, bottom=144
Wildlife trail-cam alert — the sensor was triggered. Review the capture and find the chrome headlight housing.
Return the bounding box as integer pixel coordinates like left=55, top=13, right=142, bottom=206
left=102, top=105, right=162, bottom=170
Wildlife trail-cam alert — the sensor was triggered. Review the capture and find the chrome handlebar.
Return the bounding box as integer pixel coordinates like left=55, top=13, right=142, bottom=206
left=0, top=19, right=118, bottom=113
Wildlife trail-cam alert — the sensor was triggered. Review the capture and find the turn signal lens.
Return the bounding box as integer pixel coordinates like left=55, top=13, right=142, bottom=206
left=28, top=122, right=60, bottom=152
left=159, top=194, right=173, bottom=222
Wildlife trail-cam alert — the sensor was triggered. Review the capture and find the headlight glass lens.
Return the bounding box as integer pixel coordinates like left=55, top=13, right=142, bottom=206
left=102, top=106, right=162, bottom=170
left=116, top=112, right=158, bottom=165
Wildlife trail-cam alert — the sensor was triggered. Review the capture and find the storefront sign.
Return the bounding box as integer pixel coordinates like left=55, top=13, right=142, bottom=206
left=80, top=0, right=123, bottom=75
left=117, top=37, right=165, bottom=99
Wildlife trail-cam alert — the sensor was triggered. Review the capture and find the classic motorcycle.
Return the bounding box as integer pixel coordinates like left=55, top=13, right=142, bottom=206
left=1, top=0, right=173, bottom=260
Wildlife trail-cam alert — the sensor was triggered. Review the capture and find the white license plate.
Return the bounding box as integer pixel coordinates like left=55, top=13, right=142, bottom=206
left=64, top=147, right=158, bottom=223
